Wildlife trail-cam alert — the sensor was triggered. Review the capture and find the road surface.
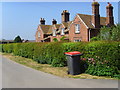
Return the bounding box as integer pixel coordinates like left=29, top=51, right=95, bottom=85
left=0, top=55, right=118, bottom=88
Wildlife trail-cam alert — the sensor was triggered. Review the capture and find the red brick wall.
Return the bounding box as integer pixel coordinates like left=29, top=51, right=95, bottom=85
left=35, top=26, right=44, bottom=42
left=69, top=15, right=89, bottom=42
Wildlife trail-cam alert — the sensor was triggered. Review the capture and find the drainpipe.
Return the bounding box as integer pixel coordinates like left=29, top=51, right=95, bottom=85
left=88, top=28, right=91, bottom=42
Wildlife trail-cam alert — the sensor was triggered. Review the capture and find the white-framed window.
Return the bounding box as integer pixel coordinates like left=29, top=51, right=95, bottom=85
left=75, top=24, right=80, bottom=33
left=61, top=28, right=65, bottom=35
left=74, top=39, right=81, bottom=42
left=53, top=29, right=56, bottom=36
left=38, top=32, right=40, bottom=37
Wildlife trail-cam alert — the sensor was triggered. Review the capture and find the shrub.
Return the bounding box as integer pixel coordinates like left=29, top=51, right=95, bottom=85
left=0, top=44, right=2, bottom=52
left=84, top=41, right=120, bottom=78
left=60, top=36, right=69, bottom=42
left=13, top=43, right=22, bottom=56
left=1, top=41, right=120, bottom=78
left=90, top=36, right=100, bottom=41
left=53, top=38, right=58, bottom=42
left=34, top=42, right=66, bottom=67
left=16, top=43, right=35, bottom=59
left=2, top=44, right=13, bottom=53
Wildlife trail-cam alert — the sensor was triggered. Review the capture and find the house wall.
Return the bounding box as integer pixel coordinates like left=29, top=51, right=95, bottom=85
left=51, top=24, right=66, bottom=42
left=69, top=15, right=89, bottom=42
left=35, top=26, right=44, bottom=42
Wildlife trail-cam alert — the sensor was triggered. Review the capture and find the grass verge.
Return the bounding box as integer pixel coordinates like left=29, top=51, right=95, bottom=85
left=1, top=53, right=117, bottom=79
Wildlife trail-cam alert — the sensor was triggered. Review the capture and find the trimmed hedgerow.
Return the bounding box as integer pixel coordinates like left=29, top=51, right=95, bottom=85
left=84, top=41, right=120, bottom=78
left=0, top=44, right=2, bottom=52
left=1, top=41, right=120, bottom=78
left=2, top=44, right=13, bottom=53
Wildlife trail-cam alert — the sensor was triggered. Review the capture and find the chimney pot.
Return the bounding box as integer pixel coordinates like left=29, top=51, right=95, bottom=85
left=40, top=18, right=45, bottom=25
left=52, top=19, right=57, bottom=25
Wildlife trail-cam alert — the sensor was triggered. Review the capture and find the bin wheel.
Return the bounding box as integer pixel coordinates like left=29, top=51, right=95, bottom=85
left=67, top=71, right=70, bottom=74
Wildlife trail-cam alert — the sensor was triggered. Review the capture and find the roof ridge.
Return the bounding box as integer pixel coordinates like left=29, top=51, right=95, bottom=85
left=77, top=13, right=92, bottom=16
left=78, top=13, right=106, bottom=18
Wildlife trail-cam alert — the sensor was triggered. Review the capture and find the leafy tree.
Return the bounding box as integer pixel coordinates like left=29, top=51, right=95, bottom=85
left=100, top=26, right=112, bottom=41
left=111, top=24, right=120, bottom=41
left=91, top=24, right=120, bottom=41
left=14, top=36, right=22, bottom=43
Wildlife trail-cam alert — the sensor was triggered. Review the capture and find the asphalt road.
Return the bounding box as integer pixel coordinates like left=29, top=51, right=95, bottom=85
left=0, top=55, right=118, bottom=88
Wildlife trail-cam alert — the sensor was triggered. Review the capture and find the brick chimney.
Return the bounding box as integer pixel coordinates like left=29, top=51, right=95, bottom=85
left=40, top=18, right=45, bottom=25
left=61, top=10, right=70, bottom=23
left=106, top=2, right=114, bottom=27
left=92, top=1, right=100, bottom=28
left=52, top=19, right=57, bottom=25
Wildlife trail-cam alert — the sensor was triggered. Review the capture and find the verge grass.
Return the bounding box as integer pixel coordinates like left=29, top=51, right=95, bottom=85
left=1, top=53, right=117, bottom=79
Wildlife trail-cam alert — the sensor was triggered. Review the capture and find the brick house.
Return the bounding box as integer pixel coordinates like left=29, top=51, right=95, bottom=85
left=35, top=2, right=114, bottom=42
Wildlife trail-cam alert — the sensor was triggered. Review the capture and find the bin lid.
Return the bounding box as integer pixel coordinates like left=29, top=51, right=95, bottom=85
left=65, top=51, right=81, bottom=55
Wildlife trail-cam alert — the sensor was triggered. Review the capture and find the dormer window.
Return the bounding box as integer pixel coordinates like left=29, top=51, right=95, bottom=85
left=75, top=24, right=80, bottom=33
left=38, top=32, right=40, bottom=37
left=53, top=29, right=56, bottom=36
left=61, top=28, right=65, bottom=35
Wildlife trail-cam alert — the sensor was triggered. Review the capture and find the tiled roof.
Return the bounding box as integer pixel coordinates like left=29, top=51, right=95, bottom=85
left=77, top=14, right=106, bottom=29
left=40, top=25, right=51, bottom=34
left=100, top=17, right=106, bottom=26
left=47, top=26, right=53, bottom=34
left=62, top=21, right=72, bottom=28
left=39, top=14, right=106, bottom=34
left=56, top=21, right=72, bottom=34
left=62, top=22, right=68, bottom=28
left=55, top=24, right=61, bottom=29
left=40, top=24, right=61, bottom=35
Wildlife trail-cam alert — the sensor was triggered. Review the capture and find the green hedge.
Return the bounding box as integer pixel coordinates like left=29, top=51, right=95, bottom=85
left=0, top=44, right=2, bottom=52
left=84, top=41, right=120, bottom=77
left=1, top=41, right=120, bottom=78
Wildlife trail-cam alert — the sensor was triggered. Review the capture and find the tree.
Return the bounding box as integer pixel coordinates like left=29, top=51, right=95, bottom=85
left=91, top=24, right=120, bottom=41
left=111, top=24, right=120, bottom=41
left=100, top=26, right=112, bottom=41
left=14, top=36, right=22, bottom=43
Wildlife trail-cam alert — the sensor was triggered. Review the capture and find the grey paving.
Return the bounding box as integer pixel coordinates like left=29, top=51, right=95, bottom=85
left=0, top=55, right=118, bottom=88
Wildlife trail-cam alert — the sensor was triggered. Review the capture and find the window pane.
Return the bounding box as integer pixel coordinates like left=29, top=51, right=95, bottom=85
left=38, top=32, right=40, bottom=37
left=53, top=30, right=56, bottom=36
left=75, top=24, right=80, bottom=33
left=61, top=28, right=64, bottom=35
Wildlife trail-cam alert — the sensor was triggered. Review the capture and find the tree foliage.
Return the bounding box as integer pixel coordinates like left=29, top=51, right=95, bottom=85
left=14, top=36, right=22, bottom=43
left=91, top=24, right=120, bottom=41
left=111, top=24, right=120, bottom=41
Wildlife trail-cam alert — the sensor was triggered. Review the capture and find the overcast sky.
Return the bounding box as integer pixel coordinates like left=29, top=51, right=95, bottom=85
left=1, top=2, right=118, bottom=40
